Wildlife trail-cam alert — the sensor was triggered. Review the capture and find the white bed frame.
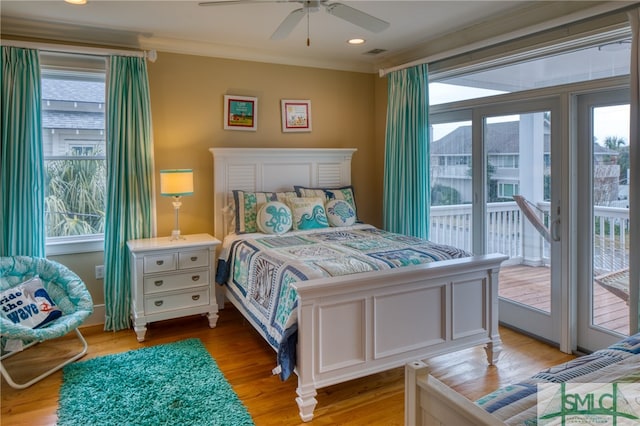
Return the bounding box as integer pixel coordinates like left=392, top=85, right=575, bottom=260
left=405, top=361, right=507, bottom=426
left=210, top=147, right=508, bottom=422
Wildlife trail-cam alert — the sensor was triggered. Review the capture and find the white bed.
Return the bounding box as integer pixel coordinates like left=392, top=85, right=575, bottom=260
left=210, top=147, right=508, bottom=422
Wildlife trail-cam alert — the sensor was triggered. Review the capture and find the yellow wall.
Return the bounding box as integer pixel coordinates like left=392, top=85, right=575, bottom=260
left=47, top=51, right=388, bottom=325
left=49, top=251, right=105, bottom=326
left=149, top=52, right=384, bottom=237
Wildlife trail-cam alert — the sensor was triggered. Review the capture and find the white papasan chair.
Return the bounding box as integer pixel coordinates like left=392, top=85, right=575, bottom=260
left=0, top=256, right=94, bottom=389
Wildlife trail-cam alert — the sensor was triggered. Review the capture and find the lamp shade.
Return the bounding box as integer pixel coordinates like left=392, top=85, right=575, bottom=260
left=160, top=169, right=194, bottom=196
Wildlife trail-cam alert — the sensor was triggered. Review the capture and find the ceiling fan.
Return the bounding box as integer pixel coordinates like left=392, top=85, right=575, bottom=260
left=198, top=0, right=390, bottom=45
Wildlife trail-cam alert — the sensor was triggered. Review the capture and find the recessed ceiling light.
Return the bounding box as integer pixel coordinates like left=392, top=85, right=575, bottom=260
left=65, top=0, right=87, bottom=4
left=347, top=38, right=366, bottom=46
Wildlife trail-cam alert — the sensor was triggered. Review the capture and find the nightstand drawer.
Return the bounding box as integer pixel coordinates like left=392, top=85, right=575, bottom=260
left=144, top=254, right=177, bottom=273
left=178, top=250, right=209, bottom=269
left=143, top=270, right=209, bottom=294
left=144, top=287, right=209, bottom=314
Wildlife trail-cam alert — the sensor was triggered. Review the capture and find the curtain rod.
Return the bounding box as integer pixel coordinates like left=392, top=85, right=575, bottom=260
left=0, top=38, right=157, bottom=62
left=377, top=2, right=631, bottom=77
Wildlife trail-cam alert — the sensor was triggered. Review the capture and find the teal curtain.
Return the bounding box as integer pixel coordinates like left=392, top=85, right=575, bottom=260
left=0, top=47, right=45, bottom=257
left=383, top=64, right=429, bottom=238
left=104, top=56, right=154, bottom=331
left=628, top=7, right=639, bottom=333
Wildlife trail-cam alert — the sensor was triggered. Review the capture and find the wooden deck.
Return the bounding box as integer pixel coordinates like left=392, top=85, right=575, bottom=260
left=500, top=264, right=630, bottom=334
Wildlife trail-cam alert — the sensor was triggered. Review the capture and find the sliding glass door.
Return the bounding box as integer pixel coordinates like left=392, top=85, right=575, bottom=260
left=476, top=100, right=564, bottom=345
left=430, top=99, right=565, bottom=346
left=430, top=90, right=633, bottom=353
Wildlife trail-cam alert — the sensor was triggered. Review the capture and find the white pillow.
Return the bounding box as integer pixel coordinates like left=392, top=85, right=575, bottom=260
left=257, top=201, right=292, bottom=234
left=325, top=199, right=356, bottom=227
left=0, top=276, right=62, bottom=329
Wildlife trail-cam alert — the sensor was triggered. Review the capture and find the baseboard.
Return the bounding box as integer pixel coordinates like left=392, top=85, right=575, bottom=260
left=82, top=304, right=105, bottom=327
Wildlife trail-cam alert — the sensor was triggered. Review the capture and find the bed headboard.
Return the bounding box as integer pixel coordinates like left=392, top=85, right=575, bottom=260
left=209, top=147, right=357, bottom=241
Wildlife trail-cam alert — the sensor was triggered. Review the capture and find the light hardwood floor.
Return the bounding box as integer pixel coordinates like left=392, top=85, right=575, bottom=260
left=1, top=304, right=576, bottom=426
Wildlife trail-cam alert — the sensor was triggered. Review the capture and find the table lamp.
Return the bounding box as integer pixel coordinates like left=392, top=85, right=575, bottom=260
left=160, top=169, right=194, bottom=240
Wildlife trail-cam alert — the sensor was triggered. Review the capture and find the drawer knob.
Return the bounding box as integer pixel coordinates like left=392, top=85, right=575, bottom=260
left=192, top=295, right=200, bottom=301
left=154, top=280, right=163, bottom=287
left=154, top=300, right=164, bottom=307
left=190, top=256, right=198, bottom=262
left=191, top=275, right=200, bottom=282
left=156, top=260, right=164, bottom=266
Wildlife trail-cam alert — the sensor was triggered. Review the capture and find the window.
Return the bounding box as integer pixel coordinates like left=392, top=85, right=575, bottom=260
left=491, top=154, right=519, bottom=169
left=41, top=55, right=106, bottom=251
left=429, top=119, right=473, bottom=252
left=498, top=182, right=519, bottom=198
left=428, top=22, right=634, bottom=346
left=430, top=31, right=631, bottom=105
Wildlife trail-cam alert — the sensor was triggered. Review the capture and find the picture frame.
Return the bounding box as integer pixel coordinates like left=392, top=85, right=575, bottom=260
left=224, top=95, right=258, bottom=131
left=281, top=99, right=312, bottom=132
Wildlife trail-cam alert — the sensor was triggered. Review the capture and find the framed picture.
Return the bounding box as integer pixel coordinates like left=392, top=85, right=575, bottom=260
left=224, top=95, right=258, bottom=131
left=281, top=99, right=312, bottom=132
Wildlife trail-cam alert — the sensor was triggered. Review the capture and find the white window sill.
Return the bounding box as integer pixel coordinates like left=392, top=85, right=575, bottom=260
left=46, top=235, right=104, bottom=256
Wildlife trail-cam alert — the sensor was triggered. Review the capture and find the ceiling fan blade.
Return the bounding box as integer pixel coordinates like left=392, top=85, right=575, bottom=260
left=325, top=2, right=390, bottom=33
left=270, top=8, right=306, bottom=40
left=199, top=0, right=283, bottom=6
left=199, top=1, right=253, bottom=6
left=198, top=0, right=293, bottom=6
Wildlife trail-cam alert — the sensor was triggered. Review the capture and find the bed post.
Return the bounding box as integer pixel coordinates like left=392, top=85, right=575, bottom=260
left=295, top=297, right=317, bottom=422
left=484, top=265, right=503, bottom=365
left=405, top=360, right=429, bottom=426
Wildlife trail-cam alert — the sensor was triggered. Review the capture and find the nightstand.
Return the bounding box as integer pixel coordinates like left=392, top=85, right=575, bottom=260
left=127, top=233, right=220, bottom=342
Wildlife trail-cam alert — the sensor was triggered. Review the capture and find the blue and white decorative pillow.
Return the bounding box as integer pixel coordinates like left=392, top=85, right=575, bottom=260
left=325, top=199, right=356, bottom=227
left=232, top=190, right=297, bottom=234
left=287, top=197, right=329, bottom=230
left=294, top=185, right=358, bottom=220
left=0, top=276, right=62, bottom=329
left=257, top=201, right=292, bottom=235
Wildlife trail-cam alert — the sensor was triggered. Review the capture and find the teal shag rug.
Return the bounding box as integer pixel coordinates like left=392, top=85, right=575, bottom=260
left=57, top=338, right=254, bottom=426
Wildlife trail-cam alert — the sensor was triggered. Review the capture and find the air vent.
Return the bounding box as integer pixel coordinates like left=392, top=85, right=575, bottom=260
left=364, top=48, right=387, bottom=55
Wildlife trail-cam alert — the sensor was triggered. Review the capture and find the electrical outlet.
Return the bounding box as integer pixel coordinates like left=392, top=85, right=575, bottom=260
left=95, top=265, right=104, bottom=280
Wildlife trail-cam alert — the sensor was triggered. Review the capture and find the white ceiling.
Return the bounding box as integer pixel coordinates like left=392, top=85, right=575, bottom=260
left=0, top=1, right=636, bottom=73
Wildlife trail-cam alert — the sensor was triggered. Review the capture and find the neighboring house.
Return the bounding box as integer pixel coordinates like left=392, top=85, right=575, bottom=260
left=430, top=120, right=620, bottom=205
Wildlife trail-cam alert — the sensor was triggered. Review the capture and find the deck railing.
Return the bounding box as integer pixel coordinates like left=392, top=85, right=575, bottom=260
left=429, top=201, right=630, bottom=274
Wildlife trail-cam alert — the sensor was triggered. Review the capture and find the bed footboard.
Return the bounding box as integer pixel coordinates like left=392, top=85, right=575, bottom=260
left=293, top=253, right=508, bottom=422
left=405, top=360, right=506, bottom=426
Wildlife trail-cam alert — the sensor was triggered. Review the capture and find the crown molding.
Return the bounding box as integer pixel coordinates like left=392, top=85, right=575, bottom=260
left=138, top=35, right=377, bottom=74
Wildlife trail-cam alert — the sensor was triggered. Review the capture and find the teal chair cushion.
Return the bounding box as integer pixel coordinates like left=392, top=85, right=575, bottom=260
left=0, top=256, right=94, bottom=342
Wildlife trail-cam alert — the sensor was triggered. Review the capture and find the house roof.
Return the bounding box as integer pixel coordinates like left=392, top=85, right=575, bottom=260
left=432, top=121, right=619, bottom=156
left=431, top=121, right=551, bottom=155
left=41, top=78, right=105, bottom=130
left=42, top=110, right=104, bottom=130
left=42, top=78, right=105, bottom=103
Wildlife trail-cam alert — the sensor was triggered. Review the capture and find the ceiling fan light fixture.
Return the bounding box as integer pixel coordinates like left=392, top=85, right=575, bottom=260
left=305, top=0, right=321, bottom=13
left=347, top=38, right=366, bottom=45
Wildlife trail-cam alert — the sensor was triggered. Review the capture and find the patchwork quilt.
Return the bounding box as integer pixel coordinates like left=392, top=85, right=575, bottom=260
left=476, top=332, right=640, bottom=425
left=216, top=224, right=471, bottom=380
